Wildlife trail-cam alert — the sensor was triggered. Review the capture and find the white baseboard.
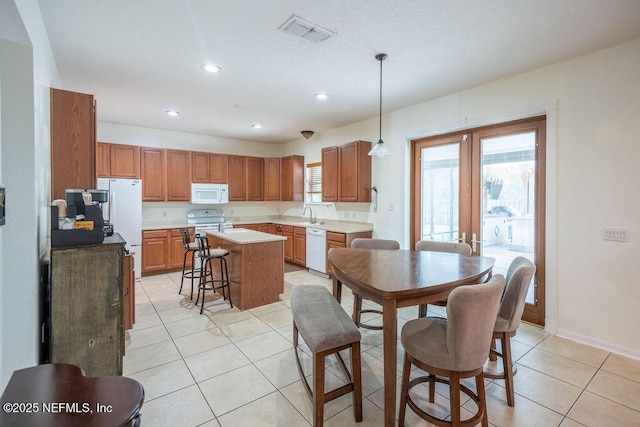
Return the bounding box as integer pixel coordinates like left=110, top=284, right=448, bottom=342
left=556, top=328, right=640, bottom=361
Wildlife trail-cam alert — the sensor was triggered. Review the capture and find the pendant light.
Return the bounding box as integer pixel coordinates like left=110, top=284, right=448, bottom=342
left=368, top=53, right=391, bottom=157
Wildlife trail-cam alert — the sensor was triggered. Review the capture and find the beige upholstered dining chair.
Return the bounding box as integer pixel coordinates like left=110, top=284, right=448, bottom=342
left=414, top=240, right=473, bottom=317
left=398, top=274, right=506, bottom=427
left=414, top=240, right=473, bottom=254
left=349, top=238, right=400, bottom=330
left=484, top=256, right=536, bottom=407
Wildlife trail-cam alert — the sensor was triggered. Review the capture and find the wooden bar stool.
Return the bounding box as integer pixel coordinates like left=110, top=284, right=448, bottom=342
left=398, top=275, right=505, bottom=427
left=178, top=228, right=200, bottom=299
left=196, top=235, right=232, bottom=314
left=349, top=238, right=400, bottom=330
left=414, top=240, right=473, bottom=317
left=484, top=256, right=536, bottom=407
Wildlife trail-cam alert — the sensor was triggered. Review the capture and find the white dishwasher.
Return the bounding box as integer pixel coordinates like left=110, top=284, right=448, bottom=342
left=306, top=228, right=327, bottom=274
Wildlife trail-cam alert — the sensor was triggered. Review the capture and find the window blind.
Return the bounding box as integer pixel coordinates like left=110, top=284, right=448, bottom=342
left=306, top=162, right=322, bottom=203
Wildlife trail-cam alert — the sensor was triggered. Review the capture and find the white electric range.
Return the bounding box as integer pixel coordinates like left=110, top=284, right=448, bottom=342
left=187, top=208, right=231, bottom=235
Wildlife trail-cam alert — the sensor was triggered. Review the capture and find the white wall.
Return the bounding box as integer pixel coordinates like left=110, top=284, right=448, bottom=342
left=99, top=123, right=280, bottom=157
left=0, top=39, right=39, bottom=389
left=281, top=38, right=640, bottom=358
left=0, top=0, right=59, bottom=389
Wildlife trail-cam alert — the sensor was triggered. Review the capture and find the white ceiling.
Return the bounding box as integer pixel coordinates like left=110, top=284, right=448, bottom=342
left=36, top=0, right=640, bottom=144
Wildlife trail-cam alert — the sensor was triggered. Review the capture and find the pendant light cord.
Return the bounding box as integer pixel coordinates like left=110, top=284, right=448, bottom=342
left=375, top=53, right=387, bottom=144
left=379, top=56, right=383, bottom=143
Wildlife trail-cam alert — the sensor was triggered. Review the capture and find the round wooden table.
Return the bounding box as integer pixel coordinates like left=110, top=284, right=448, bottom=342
left=0, top=364, right=144, bottom=427
left=329, top=248, right=495, bottom=427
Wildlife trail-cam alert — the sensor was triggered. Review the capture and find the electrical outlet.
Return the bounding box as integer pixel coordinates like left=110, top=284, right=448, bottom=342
left=388, top=203, right=394, bottom=212
left=603, top=227, right=630, bottom=242
left=162, top=211, right=167, bottom=217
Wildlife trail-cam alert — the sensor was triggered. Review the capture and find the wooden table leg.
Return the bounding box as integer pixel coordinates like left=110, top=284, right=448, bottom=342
left=382, top=299, right=398, bottom=427
left=332, top=276, right=342, bottom=302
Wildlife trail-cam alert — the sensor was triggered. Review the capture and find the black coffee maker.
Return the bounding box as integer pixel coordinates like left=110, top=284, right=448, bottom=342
left=89, top=189, right=113, bottom=236
left=64, top=189, right=109, bottom=234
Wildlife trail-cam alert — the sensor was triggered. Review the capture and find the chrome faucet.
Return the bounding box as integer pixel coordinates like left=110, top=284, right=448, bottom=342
left=218, top=217, right=235, bottom=233
left=303, top=206, right=315, bottom=224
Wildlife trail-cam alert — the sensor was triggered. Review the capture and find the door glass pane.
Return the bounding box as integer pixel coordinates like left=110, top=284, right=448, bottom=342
left=481, top=132, right=536, bottom=304
left=420, top=143, right=459, bottom=242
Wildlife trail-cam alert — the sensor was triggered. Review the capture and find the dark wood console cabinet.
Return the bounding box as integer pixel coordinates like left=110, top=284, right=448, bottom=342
left=49, top=234, right=125, bottom=376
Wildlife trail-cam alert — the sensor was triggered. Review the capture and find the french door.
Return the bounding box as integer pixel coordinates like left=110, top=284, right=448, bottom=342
left=411, top=117, right=546, bottom=325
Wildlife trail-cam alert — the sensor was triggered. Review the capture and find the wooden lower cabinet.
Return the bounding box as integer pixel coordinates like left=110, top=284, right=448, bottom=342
left=293, top=227, right=306, bottom=266
left=142, top=227, right=194, bottom=275
left=50, top=235, right=125, bottom=376
left=169, top=228, right=193, bottom=269
left=142, top=229, right=169, bottom=273
left=207, top=234, right=284, bottom=310
left=282, top=226, right=294, bottom=262
left=326, top=230, right=372, bottom=274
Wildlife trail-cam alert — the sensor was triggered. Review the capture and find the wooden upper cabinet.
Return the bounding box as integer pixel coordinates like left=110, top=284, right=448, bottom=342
left=246, top=156, right=265, bottom=201
left=192, top=152, right=229, bottom=184
left=338, top=141, right=372, bottom=202
left=281, top=155, right=304, bottom=202
left=141, top=148, right=166, bottom=201
left=210, top=153, right=228, bottom=183
left=265, top=158, right=281, bottom=201
left=50, top=88, right=96, bottom=200
left=228, top=155, right=247, bottom=201
left=96, top=143, right=111, bottom=178
left=97, top=143, right=140, bottom=179
left=166, top=150, right=191, bottom=201
left=191, top=151, right=210, bottom=183
left=322, top=146, right=339, bottom=202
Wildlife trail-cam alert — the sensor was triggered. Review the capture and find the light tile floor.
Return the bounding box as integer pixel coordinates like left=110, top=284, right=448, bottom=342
left=125, top=269, right=640, bottom=427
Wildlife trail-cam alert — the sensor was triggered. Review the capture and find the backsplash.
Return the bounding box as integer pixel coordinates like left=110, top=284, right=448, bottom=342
left=142, top=202, right=280, bottom=223
left=143, top=201, right=374, bottom=224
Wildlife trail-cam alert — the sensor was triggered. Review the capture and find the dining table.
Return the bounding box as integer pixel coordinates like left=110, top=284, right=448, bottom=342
left=328, top=247, right=495, bottom=427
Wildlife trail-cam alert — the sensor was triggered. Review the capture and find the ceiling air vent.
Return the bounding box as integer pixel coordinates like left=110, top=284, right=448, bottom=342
left=279, top=15, right=334, bottom=43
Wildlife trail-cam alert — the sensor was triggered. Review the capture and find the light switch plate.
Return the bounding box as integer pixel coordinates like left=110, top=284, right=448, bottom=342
left=603, top=227, right=630, bottom=242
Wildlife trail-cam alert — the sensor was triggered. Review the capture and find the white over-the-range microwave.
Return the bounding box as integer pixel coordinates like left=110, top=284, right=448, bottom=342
left=191, top=183, right=229, bottom=204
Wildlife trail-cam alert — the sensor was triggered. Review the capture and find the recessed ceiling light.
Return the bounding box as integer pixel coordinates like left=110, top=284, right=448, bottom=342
left=201, top=64, right=221, bottom=73
left=251, top=123, right=262, bottom=129
left=234, top=104, right=245, bottom=109
left=166, top=110, right=180, bottom=116
left=314, top=93, right=329, bottom=100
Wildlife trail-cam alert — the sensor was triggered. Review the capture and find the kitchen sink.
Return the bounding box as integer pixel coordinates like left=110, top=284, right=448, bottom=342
left=290, top=222, right=323, bottom=227
left=222, top=228, right=251, bottom=233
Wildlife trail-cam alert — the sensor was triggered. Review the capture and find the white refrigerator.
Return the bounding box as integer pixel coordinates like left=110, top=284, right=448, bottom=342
left=97, top=178, right=143, bottom=279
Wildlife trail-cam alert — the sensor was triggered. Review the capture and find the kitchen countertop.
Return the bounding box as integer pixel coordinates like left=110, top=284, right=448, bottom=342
left=204, top=228, right=287, bottom=245
left=255, top=218, right=373, bottom=233
left=142, top=221, right=190, bottom=231
left=143, top=216, right=373, bottom=233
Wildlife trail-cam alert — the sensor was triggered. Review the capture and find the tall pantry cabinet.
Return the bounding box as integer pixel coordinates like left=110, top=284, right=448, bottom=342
left=50, top=88, right=96, bottom=200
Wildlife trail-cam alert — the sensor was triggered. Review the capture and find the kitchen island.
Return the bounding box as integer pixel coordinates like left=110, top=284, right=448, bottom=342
left=205, top=228, right=286, bottom=310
